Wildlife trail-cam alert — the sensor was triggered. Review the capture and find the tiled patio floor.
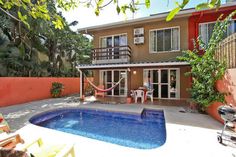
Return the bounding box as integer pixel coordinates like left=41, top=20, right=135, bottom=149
left=1, top=95, right=189, bottom=131
left=0, top=95, right=235, bottom=157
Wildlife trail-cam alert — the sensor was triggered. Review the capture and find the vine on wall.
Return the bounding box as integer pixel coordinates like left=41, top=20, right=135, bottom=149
left=178, top=11, right=236, bottom=111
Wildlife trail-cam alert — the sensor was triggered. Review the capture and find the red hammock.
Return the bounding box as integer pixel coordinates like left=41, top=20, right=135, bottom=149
left=84, top=75, right=124, bottom=92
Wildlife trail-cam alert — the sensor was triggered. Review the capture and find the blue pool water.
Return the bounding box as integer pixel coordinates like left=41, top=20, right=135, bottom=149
left=29, top=108, right=166, bottom=149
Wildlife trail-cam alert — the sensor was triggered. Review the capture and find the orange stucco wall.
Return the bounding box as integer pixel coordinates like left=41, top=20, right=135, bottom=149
left=0, top=77, right=82, bottom=107
left=207, top=68, right=236, bottom=124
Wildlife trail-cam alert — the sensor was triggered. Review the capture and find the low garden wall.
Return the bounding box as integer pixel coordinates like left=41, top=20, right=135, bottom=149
left=0, top=77, right=91, bottom=107
left=207, top=68, right=236, bottom=126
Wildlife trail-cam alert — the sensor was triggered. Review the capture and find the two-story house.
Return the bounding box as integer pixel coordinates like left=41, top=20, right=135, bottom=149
left=78, top=2, right=236, bottom=102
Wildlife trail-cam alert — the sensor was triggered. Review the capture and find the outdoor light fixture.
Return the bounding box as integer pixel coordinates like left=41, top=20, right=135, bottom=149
left=133, top=71, right=137, bottom=75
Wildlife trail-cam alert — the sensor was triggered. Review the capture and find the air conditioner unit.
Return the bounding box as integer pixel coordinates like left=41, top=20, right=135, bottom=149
left=134, top=28, right=144, bottom=36
left=134, top=37, right=144, bottom=44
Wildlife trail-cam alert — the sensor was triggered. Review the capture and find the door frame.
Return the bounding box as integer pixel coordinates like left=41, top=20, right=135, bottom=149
left=99, top=69, right=128, bottom=97
left=143, top=68, right=180, bottom=99
left=99, top=33, right=128, bottom=60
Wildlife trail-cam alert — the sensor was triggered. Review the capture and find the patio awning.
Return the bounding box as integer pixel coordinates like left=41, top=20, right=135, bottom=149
left=76, top=61, right=190, bottom=70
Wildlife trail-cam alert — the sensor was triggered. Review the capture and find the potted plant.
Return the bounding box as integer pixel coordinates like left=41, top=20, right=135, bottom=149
left=127, top=96, right=132, bottom=104
left=50, top=82, right=64, bottom=98
left=85, top=84, right=94, bottom=96
left=127, top=90, right=135, bottom=104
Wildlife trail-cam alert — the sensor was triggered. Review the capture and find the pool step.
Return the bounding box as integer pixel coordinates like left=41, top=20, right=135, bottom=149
left=141, top=109, right=165, bottom=122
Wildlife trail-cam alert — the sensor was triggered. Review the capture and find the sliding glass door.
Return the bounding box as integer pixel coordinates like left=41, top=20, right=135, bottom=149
left=160, top=70, right=169, bottom=98
left=143, top=68, right=180, bottom=99
left=100, top=70, right=127, bottom=96
left=100, top=34, right=127, bottom=59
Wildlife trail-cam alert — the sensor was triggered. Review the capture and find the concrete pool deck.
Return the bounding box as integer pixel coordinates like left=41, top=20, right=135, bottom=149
left=1, top=95, right=236, bottom=157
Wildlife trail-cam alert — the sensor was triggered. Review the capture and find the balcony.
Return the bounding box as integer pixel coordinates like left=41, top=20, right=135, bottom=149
left=92, top=45, right=132, bottom=64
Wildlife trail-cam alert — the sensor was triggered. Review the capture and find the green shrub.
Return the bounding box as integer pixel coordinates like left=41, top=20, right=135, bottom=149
left=50, top=82, right=64, bottom=98
left=178, top=11, right=236, bottom=111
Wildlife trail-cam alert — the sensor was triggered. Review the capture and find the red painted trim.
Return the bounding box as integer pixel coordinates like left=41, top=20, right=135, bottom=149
left=188, top=6, right=236, bottom=127
left=188, top=5, right=236, bottom=51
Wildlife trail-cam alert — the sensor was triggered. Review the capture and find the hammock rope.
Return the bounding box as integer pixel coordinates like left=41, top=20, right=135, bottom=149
left=84, top=74, right=124, bottom=92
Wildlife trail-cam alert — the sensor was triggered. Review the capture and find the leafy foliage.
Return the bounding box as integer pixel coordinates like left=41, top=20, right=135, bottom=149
left=0, top=0, right=227, bottom=77
left=167, top=0, right=222, bottom=21
left=178, top=11, right=236, bottom=111
left=50, top=82, right=64, bottom=98
left=0, top=0, right=62, bottom=29
left=0, top=1, right=91, bottom=77
left=0, top=0, right=225, bottom=28
left=0, top=28, right=44, bottom=76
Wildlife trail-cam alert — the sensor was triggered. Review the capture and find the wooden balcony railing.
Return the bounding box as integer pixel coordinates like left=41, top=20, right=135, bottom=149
left=91, top=45, right=132, bottom=64
left=215, top=33, right=236, bottom=68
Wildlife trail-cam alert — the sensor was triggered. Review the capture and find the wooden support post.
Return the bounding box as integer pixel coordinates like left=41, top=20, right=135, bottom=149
left=79, top=70, right=84, bottom=100
left=127, top=68, right=132, bottom=104
left=128, top=68, right=131, bottom=94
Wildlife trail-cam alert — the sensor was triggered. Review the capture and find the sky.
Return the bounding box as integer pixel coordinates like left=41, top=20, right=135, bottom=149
left=62, top=0, right=227, bottom=30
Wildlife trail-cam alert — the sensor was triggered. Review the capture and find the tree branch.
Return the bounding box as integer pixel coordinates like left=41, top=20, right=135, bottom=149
left=0, top=7, right=22, bottom=22
left=98, top=0, right=113, bottom=9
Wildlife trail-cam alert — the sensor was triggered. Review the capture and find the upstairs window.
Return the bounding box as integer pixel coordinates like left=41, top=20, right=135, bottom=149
left=149, top=27, right=180, bottom=53
left=99, top=34, right=127, bottom=59
left=199, top=20, right=236, bottom=46
left=100, top=34, right=127, bottom=48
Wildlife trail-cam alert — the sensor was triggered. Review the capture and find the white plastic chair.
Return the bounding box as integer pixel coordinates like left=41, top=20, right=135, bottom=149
left=146, top=89, right=154, bottom=102
left=134, top=90, right=144, bottom=103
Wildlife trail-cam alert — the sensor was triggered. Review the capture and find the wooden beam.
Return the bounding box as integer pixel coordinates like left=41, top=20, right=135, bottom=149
left=79, top=70, right=84, bottom=99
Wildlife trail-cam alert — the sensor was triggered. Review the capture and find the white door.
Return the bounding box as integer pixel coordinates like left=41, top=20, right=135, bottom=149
left=100, top=70, right=127, bottom=96
left=143, top=69, right=180, bottom=99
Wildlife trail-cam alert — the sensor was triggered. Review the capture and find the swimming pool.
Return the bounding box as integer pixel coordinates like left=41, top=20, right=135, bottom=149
left=29, top=108, right=166, bottom=149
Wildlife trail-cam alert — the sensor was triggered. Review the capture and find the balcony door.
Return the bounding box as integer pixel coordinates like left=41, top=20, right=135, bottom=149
left=143, top=68, right=180, bottom=99
left=106, top=37, right=113, bottom=59
left=100, top=70, right=127, bottom=97
left=100, top=34, right=127, bottom=59
left=114, top=36, right=120, bottom=59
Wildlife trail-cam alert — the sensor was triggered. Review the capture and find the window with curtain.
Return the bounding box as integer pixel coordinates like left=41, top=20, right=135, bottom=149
left=150, top=27, right=180, bottom=53
left=199, top=20, right=236, bottom=46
